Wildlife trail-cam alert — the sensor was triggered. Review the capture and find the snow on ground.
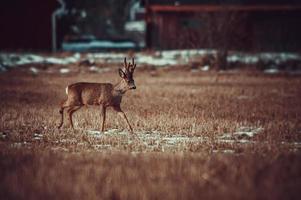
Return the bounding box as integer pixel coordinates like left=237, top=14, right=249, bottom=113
left=89, top=66, right=111, bottom=73
left=201, top=65, right=210, bottom=71
left=0, top=53, right=81, bottom=68
left=84, top=127, right=300, bottom=153
left=124, top=21, right=146, bottom=32
left=1, top=50, right=300, bottom=72
left=227, top=52, right=301, bottom=65
left=87, top=129, right=206, bottom=144
left=218, top=127, right=264, bottom=144
left=6, top=126, right=301, bottom=153
left=264, top=68, right=280, bottom=74
left=0, top=132, right=7, bottom=139
left=29, top=67, right=39, bottom=75
left=33, top=133, right=43, bottom=140
left=87, top=129, right=206, bottom=152
left=59, top=68, right=71, bottom=74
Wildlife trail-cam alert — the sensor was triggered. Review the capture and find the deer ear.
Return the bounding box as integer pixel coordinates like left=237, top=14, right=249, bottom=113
left=118, top=68, right=126, bottom=78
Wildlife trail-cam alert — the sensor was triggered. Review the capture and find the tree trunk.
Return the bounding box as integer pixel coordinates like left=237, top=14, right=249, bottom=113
left=215, top=50, right=228, bottom=70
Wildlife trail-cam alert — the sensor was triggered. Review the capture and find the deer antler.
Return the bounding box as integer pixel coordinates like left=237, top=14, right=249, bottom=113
left=132, top=58, right=136, bottom=71
left=124, top=57, right=136, bottom=73
left=124, top=57, right=129, bottom=71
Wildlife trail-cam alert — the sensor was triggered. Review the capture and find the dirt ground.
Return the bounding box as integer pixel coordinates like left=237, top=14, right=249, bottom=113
left=0, top=65, right=301, bottom=200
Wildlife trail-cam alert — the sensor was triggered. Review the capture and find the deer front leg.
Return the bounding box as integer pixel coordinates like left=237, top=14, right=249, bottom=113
left=101, top=106, right=106, bottom=132
left=118, top=111, right=133, bottom=134
left=113, top=106, right=134, bottom=134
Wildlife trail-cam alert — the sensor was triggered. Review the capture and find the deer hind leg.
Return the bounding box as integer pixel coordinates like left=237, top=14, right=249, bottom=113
left=101, top=106, right=107, bottom=132
left=58, top=107, right=65, bottom=129
left=67, top=106, right=81, bottom=129
left=58, top=100, right=69, bottom=129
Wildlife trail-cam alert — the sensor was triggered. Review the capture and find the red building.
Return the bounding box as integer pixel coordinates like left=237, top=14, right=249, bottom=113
left=0, top=0, right=59, bottom=51
left=144, top=0, right=301, bottom=52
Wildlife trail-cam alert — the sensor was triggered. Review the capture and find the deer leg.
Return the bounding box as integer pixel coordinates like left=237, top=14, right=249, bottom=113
left=101, top=106, right=107, bottom=132
left=58, top=100, right=69, bottom=129
left=114, top=106, right=134, bottom=134
left=67, top=106, right=81, bottom=129
left=58, top=107, right=65, bottom=129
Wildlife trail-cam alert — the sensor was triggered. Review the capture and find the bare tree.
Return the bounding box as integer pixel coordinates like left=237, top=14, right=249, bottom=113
left=205, top=9, right=249, bottom=70
left=181, top=7, right=249, bottom=70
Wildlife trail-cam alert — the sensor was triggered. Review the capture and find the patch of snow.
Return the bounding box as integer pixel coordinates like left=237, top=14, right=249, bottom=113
left=29, top=67, right=39, bottom=75
left=136, top=55, right=178, bottom=66
left=45, top=53, right=80, bottom=65
left=86, top=129, right=205, bottom=149
left=264, top=68, right=279, bottom=74
left=0, top=54, right=43, bottom=66
left=0, top=132, right=7, bottom=139
left=89, top=66, right=98, bottom=72
left=259, top=52, right=300, bottom=64
left=219, top=127, right=263, bottom=143
left=87, top=49, right=216, bottom=67
left=87, top=53, right=127, bottom=64
left=60, top=138, right=77, bottom=143
left=89, top=66, right=111, bottom=73
left=33, top=133, right=43, bottom=140
left=125, top=21, right=146, bottom=32
left=59, top=68, right=71, bottom=74
left=33, top=133, right=43, bottom=137
left=93, top=144, right=112, bottom=149
left=227, top=54, right=259, bottom=64
left=86, top=129, right=129, bottom=139
left=0, top=53, right=80, bottom=67
left=86, top=130, right=102, bottom=138
left=213, top=149, right=235, bottom=154
left=10, top=141, right=29, bottom=148
left=218, top=139, right=255, bottom=144
left=1, top=50, right=300, bottom=73
left=201, top=65, right=210, bottom=71
left=106, top=129, right=128, bottom=135
left=227, top=52, right=301, bottom=65
left=87, top=130, right=102, bottom=135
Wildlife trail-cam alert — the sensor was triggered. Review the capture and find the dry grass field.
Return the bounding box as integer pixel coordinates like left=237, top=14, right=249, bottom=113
left=0, top=63, right=301, bottom=199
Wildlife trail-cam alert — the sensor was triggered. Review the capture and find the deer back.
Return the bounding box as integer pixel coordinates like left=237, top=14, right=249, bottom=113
left=66, top=82, right=115, bottom=106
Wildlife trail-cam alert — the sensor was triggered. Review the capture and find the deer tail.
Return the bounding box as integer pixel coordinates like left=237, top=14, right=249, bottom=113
left=65, top=86, right=69, bottom=95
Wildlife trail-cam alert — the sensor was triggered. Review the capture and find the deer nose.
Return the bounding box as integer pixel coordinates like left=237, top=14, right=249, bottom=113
left=131, top=86, right=136, bottom=89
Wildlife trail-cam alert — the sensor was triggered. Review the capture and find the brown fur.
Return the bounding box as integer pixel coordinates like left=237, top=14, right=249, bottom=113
left=58, top=58, right=137, bottom=134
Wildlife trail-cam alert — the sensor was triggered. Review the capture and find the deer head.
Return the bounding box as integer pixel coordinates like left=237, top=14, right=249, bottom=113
left=118, top=57, right=136, bottom=90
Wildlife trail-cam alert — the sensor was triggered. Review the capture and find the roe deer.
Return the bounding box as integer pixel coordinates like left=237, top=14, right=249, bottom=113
left=58, top=58, right=137, bottom=134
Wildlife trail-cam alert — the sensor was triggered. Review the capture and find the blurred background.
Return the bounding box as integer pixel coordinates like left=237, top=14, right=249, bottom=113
left=1, top=0, right=301, bottom=52
left=1, top=0, right=301, bottom=72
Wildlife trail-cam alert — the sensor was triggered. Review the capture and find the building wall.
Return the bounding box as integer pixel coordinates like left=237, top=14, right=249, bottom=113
left=148, top=10, right=301, bottom=52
